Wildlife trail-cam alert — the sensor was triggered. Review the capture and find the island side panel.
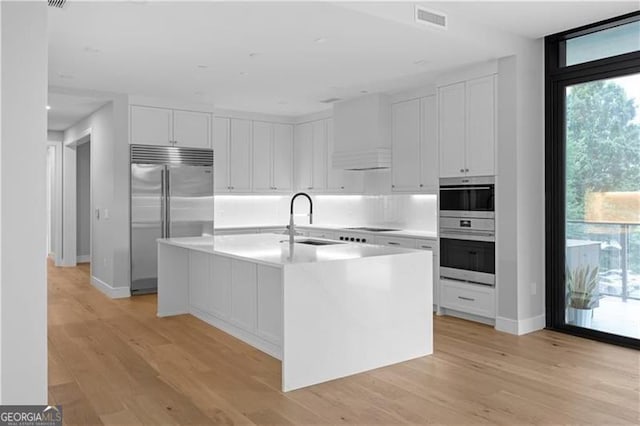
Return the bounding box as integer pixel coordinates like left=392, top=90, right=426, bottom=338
left=157, top=243, right=190, bottom=317
left=282, top=251, right=433, bottom=392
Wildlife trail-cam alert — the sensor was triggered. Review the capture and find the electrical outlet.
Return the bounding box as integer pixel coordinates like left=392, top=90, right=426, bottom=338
left=531, top=282, right=537, bottom=295
left=103, top=208, right=110, bottom=220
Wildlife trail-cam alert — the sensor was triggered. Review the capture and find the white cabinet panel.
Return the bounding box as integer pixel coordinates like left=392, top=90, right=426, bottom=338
left=173, top=110, right=210, bottom=148
left=230, top=259, right=257, bottom=331
left=229, top=119, right=252, bottom=191
left=415, top=238, right=439, bottom=310
left=438, top=82, right=466, bottom=178
left=440, top=279, right=495, bottom=318
left=211, top=255, right=231, bottom=319
left=252, top=121, right=272, bottom=192
left=374, top=235, right=416, bottom=249
left=312, top=120, right=327, bottom=191
left=273, top=124, right=293, bottom=191
left=130, top=106, right=173, bottom=146
left=212, top=117, right=230, bottom=192
left=294, top=122, right=313, bottom=191
left=392, top=99, right=421, bottom=191
left=420, top=96, right=439, bottom=190
left=466, top=75, right=495, bottom=177
left=189, top=251, right=211, bottom=312
left=256, top=265, right=283, bottom=345
left=307, top=230, right=336, bottom=240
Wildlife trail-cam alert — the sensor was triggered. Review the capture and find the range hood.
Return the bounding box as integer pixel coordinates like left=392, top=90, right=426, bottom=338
left=332, top=93, right=392, bottom=171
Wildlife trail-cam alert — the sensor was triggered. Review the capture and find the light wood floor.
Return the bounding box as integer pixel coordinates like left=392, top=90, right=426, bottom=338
left=48, top=260, right=640, bottom=425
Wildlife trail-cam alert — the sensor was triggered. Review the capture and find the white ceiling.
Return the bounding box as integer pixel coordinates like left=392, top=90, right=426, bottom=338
left=47, top=1, right=639, bottom=123
left=47, top=92, right=108, bottom=131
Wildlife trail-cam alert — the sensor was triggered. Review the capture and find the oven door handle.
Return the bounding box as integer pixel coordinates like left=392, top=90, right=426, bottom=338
left=440, top=186, right=492, bottom=191
left=440, top=232, right=495, bottom=242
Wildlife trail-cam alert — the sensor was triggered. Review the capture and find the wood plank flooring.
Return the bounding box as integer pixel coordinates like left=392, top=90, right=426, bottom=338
left=48, top=260, right=640, bottom=425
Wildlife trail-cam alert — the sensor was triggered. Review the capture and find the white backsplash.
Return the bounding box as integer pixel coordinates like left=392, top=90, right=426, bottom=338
left=214, top=193, right=437, bottom=232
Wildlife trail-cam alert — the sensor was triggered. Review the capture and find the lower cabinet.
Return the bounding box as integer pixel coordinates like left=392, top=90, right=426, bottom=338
left=188, top=253, right=283, bottom=347
left=440, top=278, right=495, bottom=318
left=415, top=238, right=439, bottom=312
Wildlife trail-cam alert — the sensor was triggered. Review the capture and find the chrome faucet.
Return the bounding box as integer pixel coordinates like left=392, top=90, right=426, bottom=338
left=289, top=192, right=313, bottom=245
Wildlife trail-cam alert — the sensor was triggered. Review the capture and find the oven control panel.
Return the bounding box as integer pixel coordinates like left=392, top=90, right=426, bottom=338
left=336, top=233, right=368, bottom=243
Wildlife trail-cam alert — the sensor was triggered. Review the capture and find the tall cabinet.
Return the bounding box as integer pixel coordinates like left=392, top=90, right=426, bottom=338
left=438, top=75, right=496, bottom=178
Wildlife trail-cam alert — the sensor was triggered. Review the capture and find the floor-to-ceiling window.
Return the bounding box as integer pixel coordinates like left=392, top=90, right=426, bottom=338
left=546, top=12, right=640, bottom=348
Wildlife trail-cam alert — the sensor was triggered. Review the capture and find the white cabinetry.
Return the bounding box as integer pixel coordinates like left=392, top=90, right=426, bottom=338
left=252, top=121, right=293, bottom=192
left=256, top=265, right=283, bottom=345
left=212, top=117, right=230, bottom=192
left=311, top=120, right=328, bottom=191
left=230, top=259, right=257, bottom=331
left=391, top=96, right=438, bottom=192
left=440, top=279, right=495, bottom=319
left=374, top=235, right=416, bottom=249
left=438, top=75, right=495, bottom=178
left=210, top=255, right=231, bottom=319
left=189, top=251, right=211, bottom=313
left=294, top=119, right=329, bottom=192
left=130, top=105, right=210, bottom=148
left=213, top=117, right=252, bottom=192
left=415, top=239, right=439, bottom=312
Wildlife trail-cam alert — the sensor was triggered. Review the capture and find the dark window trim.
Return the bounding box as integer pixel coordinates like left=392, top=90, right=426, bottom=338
left=545, top=12, right=640, bottom=350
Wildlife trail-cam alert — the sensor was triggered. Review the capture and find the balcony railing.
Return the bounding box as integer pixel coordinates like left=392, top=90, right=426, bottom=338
left=567, top=220, right=640, bottom=301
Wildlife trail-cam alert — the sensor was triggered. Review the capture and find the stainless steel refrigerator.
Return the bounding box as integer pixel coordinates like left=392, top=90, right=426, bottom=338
left=130, top=145, right=214, bottom=294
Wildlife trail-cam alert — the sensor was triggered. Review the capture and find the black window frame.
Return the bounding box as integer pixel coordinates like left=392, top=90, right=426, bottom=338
left=545, top=11, right=640, bottom=350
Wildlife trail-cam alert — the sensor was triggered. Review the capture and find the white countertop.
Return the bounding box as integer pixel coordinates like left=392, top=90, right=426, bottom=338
left=214, top=224, right=438, bottom=239
left=159, top=233, right=419, bottom=267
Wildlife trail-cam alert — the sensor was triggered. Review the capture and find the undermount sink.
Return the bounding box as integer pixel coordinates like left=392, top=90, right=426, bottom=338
left=295, top=239, right=344, bottom=246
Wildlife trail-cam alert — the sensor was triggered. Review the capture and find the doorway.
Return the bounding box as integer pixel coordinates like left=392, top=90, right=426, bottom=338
left=76, top=139, right=91, bottom=264
left=545, top=12, right=640, bottom=348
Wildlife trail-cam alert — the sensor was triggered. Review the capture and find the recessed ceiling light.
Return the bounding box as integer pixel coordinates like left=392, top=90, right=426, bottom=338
left=413, top=59, right=429, bottom=66
left=277, top=100, right=288, bottom=105
left=239, top=71, right=249, bottom=76
left=196, top=64, right=209, bottom=69
left=58, top=72, right=74, bottom=79
left=194, top=91, right=204, bottom=96
left=360, top=90, right=369, bottom=94
left=46, top=105, right=51, bottom=110
left=314, top=37, right=327, bottom=44
left=83, top=46, right=101, bottom=54
left=248, top=52, right=260, bottom=58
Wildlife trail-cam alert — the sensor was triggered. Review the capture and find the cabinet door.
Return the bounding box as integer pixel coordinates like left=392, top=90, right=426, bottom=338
left=212, top=117, right=230, bottom=192
left=294, top=122, right=313, bottom=191
left=130, top=106, right=173, bottom=146
left=374, top=235, right=416, bottom=248
left=273, top=123, right=293, bottom=191
left=229, top=119, right=252, bottom=191
left=438, top=82, right=466, bottom=178
left=311, top=120, right=328, bottom=191
left=189, top=251, right=211, bottom=312
left=210, top=255, right=231, bottom=319
left=256, top=265, right=283, bottom=345
left=392, top=99, right=421, bottom=191
left=230, top=259, right=257, bottom=331
left=466, top=75, right=495, bottom=177
left=326, top=118, right=344, bottom=191
left=420, top=96, right=439, bottom=190
left=252, top=121, right=273, bottom=192
left=173, top=110, right=210, bottom=148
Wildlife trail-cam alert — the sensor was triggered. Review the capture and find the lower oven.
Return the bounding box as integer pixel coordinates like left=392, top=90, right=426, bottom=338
left=439, top=217, right=495, bottom=286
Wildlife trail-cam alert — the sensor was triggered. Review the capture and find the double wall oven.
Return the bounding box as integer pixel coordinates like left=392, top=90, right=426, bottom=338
left=439, top=176, right=495, bottom=286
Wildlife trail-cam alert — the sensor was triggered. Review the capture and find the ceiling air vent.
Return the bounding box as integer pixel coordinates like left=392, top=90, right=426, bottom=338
left=320, top=97, right=342, bottom=104
left=415, top=6, right=447, bottom=29
left=48, top=0, right=67, bottom=8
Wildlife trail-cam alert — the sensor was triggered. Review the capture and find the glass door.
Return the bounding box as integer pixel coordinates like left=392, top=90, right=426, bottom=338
left=563, top=73, right=640, bottom=340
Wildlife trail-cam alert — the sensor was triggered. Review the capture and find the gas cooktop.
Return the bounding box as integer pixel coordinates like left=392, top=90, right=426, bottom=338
left=345, top=227, right=401, bottom=232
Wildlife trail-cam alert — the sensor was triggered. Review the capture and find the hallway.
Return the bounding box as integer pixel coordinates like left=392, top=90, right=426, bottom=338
left=47, top=261, right=639, bottom=425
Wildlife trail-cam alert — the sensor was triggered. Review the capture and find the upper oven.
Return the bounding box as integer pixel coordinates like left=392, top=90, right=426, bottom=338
left=440, top=176, right=495, bottom=218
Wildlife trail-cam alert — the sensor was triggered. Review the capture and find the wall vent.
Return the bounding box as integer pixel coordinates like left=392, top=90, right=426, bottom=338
left=48, top=0, right=67, bottom=8
left=415, top=6, right=447, bottom=29
left=319, top=97, right=342, bottom=104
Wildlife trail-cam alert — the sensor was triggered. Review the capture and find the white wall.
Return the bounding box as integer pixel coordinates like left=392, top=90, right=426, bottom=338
left=63, top=94, right=130, bottom=296
left=76, top=141, right=91, bottom=259
left=0, top=0, right=48, bottom=404
left=214, top=194, right=438, bottom=232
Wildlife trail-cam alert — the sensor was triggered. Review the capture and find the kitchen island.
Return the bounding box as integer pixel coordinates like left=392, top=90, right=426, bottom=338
left=157, top=233, right=432, bottom=391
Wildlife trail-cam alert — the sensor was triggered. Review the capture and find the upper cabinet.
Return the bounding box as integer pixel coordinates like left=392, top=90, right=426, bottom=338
left=130, top=105, right=210, bottom=148
left=212, top=117, right=230, bottom=192
left=391, top=95, right=438, bottom=192
left=438, top=75, right=495, bottom=178
left=229, top=119, right=252, bottom=192
left=252, top=121, right=293, bottom=192
left=294, top=119, right=328, bottom=192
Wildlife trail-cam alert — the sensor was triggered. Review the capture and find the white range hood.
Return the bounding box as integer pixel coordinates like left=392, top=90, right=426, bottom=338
left=332, top=93, right=392, bottom=171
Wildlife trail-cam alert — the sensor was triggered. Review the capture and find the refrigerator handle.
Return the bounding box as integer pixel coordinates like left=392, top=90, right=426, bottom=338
left=160, top=168, right=166, bottom=238
left=165, top=168, right=171, bottom=238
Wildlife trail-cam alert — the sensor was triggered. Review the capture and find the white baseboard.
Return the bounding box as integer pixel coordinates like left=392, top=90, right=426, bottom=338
left=91, top=275, right=130, bottom=299
left=495, top=314, right=545, bottom=335
left=76, top=254, right=91, bottom=263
